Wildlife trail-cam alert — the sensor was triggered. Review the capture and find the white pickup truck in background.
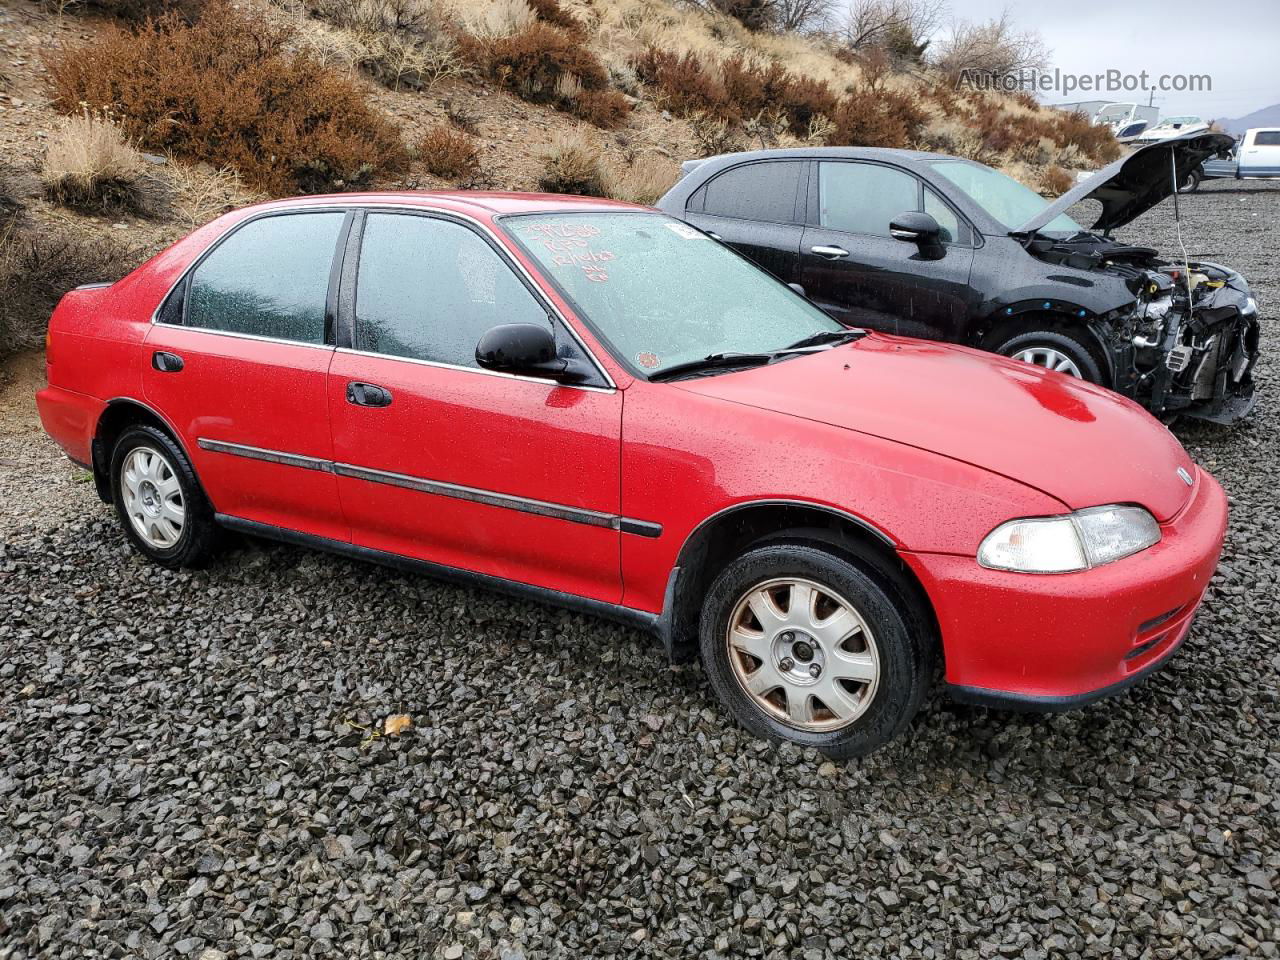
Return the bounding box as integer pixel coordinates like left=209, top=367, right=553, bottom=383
left=1186, top=128, right=1280, bottom=190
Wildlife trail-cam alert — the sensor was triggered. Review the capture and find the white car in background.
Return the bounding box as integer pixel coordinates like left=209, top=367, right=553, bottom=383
left=1133, top=116, right=1210, bottom=145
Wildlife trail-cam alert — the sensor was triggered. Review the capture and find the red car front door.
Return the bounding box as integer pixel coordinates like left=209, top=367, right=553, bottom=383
left=326, top=211, right=623, bottom=602
left=143, top=210, right=349, bottom=541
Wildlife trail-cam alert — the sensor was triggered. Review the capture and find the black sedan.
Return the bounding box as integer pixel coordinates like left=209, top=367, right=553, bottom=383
left=656, top=135, right=1258, bottom=423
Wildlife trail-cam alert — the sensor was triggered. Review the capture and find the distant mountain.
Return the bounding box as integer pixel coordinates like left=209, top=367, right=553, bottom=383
left=1215, top=103, right=1280, bottom=135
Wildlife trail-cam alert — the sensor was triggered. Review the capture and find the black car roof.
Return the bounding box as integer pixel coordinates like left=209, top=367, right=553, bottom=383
left=680, top=147, right=964, bottom=172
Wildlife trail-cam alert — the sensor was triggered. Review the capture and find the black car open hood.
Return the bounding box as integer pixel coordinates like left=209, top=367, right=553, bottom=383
left=1017, top=131, right=1236, bottom=234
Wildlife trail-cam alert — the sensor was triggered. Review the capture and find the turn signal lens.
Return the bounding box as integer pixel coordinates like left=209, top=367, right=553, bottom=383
left=978, top=505, right=1160, bottom=574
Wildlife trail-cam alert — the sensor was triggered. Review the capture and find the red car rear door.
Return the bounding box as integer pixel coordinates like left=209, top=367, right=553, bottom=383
left=326, top=210, right=623, bottom=603
left=143, top=209, right=350, bottom=541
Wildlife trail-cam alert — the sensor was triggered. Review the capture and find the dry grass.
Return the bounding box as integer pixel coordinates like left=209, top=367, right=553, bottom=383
left=163, top=161, right=263, bottom=230
left=41, top=112, right=161, bottom=215
left=286, top=0, right=464, bottom=91
left=449, top=0, right=537, bottom=39
left=537, top=133, right=607, bottom=196
left=602, top=154, right=680, bottom=205
left=1038, top=164, right=1074, bottom=197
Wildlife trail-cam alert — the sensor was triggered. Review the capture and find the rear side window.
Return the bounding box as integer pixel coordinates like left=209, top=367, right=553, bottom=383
left=353, top=213, right=549, bottom=368
left=694, top=161, right=803, bottom=223
left=1253, top=130, right=1280, bottom=146
left=183, top=212, right=345, bottom=343
left=818, top=162, right=919, bottom=238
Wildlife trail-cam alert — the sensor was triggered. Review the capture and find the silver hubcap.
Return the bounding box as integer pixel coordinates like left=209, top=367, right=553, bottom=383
left=726, top=577, right=880, bottom=733
left=121, top=446, right=185, bottom=549
left=1010, top=346, right=1083, bottom=377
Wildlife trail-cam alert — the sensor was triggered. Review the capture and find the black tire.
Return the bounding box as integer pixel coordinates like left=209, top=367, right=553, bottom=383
left=109, top=424, right=219, bottom=569
left=1178, top=169, right=1202, bottom=193
left=994, top=328, right=1104, bottom=384
left=699, top=542, right=932, bottom=759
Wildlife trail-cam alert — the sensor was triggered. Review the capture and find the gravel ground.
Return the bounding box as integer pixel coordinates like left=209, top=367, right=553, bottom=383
left=2, top=181, right=1278, bottom=959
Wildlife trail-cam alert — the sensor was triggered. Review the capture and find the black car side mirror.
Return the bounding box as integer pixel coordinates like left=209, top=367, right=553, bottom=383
left=475, top=323, right=591, bottom=383
left=889, top=211, right=945, bottom=260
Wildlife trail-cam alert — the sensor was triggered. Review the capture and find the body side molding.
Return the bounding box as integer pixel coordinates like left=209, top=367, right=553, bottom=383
left=199, top=437, right=663, bottom=538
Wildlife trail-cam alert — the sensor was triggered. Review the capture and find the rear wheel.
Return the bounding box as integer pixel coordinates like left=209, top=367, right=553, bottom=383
left=110, top=425, right=219, bottom=568
left=699, top=542, right=931, bottom=758
left=995, top=328, right=1103, bottom=384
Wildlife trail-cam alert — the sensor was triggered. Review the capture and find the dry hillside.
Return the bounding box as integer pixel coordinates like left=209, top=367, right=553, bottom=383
left=0, top=0, right=1118, bottom=358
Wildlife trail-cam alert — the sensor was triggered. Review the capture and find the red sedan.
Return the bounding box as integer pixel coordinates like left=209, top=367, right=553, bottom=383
left=36, top=192, right=1227, bottom=757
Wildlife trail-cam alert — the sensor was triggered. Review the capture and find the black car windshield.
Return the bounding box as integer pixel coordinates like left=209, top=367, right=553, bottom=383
left=927, top=159, right=1084, bottom=237
left=501, top=211, right=842, bottom=376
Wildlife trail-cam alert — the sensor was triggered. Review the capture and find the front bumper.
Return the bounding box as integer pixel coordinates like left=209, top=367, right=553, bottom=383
left=902, top=469, right=1228, bottom=708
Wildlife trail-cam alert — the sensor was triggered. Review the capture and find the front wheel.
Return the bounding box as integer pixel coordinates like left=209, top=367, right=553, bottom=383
left=1177, top=168, right=1202, bottom=193
left=995, top=329, right=1104, bottom=384
left=110, top=424, right=219, bottom=568
left=699, top=543, right=932, bottom=758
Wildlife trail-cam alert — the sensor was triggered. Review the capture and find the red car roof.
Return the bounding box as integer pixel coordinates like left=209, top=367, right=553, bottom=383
left=242, top=191, right=650, bottom=219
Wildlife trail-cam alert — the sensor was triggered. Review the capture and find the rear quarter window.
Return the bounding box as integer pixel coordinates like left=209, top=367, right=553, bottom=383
left=692, top=161, right=803, bottom=223
left=1253, top=130, right=1280, bottom=146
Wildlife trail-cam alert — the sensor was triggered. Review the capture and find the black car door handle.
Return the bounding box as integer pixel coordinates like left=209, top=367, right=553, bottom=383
left=152, top=351, right=184, bottom=373
left=346, top=382, right=393, bottom=407
left=810, top=245, right=849, bottom=259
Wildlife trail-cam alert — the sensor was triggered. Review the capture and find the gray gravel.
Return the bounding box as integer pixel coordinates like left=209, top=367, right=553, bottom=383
left=2, top=181, right=1279, bottom=959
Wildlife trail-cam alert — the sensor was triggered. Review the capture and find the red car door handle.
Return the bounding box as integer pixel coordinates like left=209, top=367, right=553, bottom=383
left=346, top=381, right=393, bottom=407
left=151, top=351, right=184, bottom=373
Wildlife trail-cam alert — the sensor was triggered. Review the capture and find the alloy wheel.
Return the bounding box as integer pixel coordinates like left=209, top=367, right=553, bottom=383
left=725, top=577, right=880, bottom=732
left=1010, top=345, right=1083, bottom=377
left=120, top=445, right=185, bottom=550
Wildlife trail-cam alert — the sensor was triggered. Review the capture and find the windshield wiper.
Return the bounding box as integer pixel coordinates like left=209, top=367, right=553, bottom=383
left=779, top=328, right=866, bottom=352
left=648, top=352, right=774, bottom=382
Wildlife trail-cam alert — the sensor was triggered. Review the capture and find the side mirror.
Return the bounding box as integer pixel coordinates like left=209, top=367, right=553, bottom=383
left=889, top=211, right=945, bottom=260
left=475, top=323, right=591, bottom=383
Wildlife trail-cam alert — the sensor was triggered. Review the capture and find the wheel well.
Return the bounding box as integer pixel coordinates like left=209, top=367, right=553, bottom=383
left=979, top=310, right=1113, bottom=384
left=666, top=504, right=940, bottom=665
left=91, top=401, right=180, bottom=504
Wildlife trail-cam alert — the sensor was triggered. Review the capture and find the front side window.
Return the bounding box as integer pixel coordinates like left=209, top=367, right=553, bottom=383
left=504, top=212, right=842, bottom=376
left=354, top=214, right=549, bottom=367
left=928, top=159, right=1084, bottom=236
left=185, top=212, right=345, bottom=343
left=696, top=161, right=803, bottom=223
left=818, top=162, right=922, bottom=238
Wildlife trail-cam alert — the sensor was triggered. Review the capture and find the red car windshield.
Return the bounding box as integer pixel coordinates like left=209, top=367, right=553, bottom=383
left=502, top=211, right=842, bottom=376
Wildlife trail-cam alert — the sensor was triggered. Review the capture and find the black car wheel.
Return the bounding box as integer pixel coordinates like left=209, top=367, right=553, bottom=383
left=110, top=424, right=219, bottom=569
left=1177, top=169, right=1202, bottom=193
left=699, top=542, right=932, bottom=759
left=995, top=329, right=1104, bottom=384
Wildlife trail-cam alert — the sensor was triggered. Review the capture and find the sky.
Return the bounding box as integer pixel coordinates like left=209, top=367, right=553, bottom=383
left=922, top=0, right=1280, bottom=121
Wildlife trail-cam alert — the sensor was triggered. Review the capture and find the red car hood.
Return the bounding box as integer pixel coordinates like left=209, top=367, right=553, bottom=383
left=677, top=334, right=1196, bottom=522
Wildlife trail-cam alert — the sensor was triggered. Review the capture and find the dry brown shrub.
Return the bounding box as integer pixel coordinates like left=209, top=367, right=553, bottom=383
left=632, top=48, right=732, bottom=121
left=418, top=125, right=480, bottom=179
left=573, top=89, right=632, bottom=129
left=1038, top=164, right=1074, bottom=197
left=829, top=87, right=925, bottom=149
left=45, top=0, right=408, bottom=196
left=303, top=0, right=461, bottom=90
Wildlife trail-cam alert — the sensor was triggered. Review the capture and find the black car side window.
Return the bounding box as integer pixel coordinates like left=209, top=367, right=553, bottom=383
left=183, top=212, right=346, bottom=343
left=694, top=161, right=803, bottom=223
left=818, top=162, right=920, bottom=238
left=923, top=187, right=961, bottom=244
left=353, top=213, right=549, bottom=368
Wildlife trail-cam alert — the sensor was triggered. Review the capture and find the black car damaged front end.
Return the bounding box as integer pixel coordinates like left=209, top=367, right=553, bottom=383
left=1099, top=261, right=1259, bottom=423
